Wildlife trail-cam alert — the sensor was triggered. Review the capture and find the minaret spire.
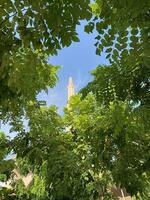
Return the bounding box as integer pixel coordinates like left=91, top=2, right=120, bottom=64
left=67, top=77, right=75, bottom=101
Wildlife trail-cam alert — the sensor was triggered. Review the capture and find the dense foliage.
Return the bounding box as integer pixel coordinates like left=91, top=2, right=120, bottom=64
left=0, top=0, right=150, bottom=200
left=86, top=0, right=150, bottom=64
left=0, top=0, right=91, bottom=121
left=67, top=94, right=150, bottom=199
left=84, top=0, right=150, bottom=106
left=2, top=104, right=116, bottom=200
left=81, top=0, right=150, bottom=198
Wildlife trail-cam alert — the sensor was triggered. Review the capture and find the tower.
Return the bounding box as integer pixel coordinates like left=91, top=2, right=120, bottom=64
left=67, top=77, right=75, bottom=101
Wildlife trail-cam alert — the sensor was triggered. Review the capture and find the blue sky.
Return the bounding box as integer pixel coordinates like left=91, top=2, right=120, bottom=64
left=38, top=22, right=108, bottom=114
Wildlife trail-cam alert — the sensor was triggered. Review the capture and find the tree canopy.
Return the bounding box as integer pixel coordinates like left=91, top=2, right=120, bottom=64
left=0, top=0, right=150, bottom=200
left=0, top=0, right=91, bottom=121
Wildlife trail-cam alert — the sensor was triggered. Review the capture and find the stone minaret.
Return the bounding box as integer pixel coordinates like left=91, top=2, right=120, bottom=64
left=67, top=77, right=75, bottom=101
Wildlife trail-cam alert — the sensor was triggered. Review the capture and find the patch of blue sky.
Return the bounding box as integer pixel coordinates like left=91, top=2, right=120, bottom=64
left=38, top=21, right=108, bottom=114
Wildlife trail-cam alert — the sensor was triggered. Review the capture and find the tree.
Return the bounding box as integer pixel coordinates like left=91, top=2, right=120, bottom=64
left=0, top=0, right=92, bottom=121
left=10, top=105, right=116, bottom=200
left=65, top=94, right=150, bottom=199
left=1, top=1, right=150, bottom=199
left=84, top=0, right=150, bottom=105
left=81, top=0, right=150, bottom=198
left=0, top=132, right=14, bottom=178
left=0, top=1, right=92, bottom=198
left=86, top=0, right=150, bottom=64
